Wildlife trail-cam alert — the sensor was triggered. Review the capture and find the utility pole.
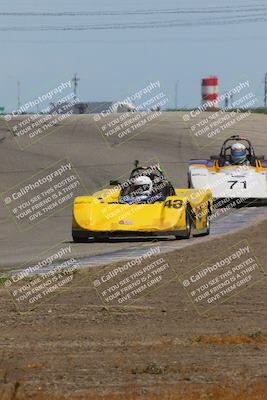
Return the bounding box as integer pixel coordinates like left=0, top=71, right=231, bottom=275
left=175, top=81, right=179, bottom=110
left=72, top=73, right=80, bottom=99
left=230, top=93, right=234, bottom=108
left=264, top=73, right=267, bottom=108
left=224, top=94, right=229, bottom=109
left=17, top=80, right=21, bottom=110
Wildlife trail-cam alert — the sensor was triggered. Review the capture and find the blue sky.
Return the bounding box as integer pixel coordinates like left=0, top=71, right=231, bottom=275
left=1, top=0, right=267, bottom=111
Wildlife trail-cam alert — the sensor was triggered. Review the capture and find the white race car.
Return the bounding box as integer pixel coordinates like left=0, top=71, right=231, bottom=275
left=188, top=135, right=267, bottom=206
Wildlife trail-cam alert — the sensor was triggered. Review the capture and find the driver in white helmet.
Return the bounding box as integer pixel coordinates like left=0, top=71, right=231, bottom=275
left=120, top=176, right=155, bottom=204
left=226, top=142, right=250, bottom=166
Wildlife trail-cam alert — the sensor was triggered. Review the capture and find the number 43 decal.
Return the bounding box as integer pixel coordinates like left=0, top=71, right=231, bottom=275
left=228, top=180, right=247, bottom=189
left=164, top=199, right=183, bottom=208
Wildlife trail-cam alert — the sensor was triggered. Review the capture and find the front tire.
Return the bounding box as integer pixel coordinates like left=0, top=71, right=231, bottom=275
left=175, top=207, right=192, bottom=239
left=193, top=205, right=211, bottom=237
left=187, top=174, right=192, bottom=188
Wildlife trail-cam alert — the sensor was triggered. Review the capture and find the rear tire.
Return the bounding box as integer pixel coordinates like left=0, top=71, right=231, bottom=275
left=72, top=232, right=89, bottom=243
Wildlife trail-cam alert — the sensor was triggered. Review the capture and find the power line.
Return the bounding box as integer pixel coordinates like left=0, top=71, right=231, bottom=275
left=0, top=14, right=267, bottom=31
left=1, top=34, right=267, bottom=44
left=1, top=5, right=267, bottom=16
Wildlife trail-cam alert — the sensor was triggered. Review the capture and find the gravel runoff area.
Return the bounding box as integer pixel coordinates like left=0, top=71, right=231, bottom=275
left=0, top=212, right=267, bottom=400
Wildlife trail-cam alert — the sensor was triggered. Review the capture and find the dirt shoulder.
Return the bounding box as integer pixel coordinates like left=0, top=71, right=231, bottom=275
left=1, top=215, right=267, bottom=400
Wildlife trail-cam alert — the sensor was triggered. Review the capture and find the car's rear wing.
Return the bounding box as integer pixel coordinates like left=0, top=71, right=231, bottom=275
left=189, top=159, right=214, bottom=167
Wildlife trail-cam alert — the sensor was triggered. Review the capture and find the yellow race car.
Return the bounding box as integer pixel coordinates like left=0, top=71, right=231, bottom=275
left=72, top=164, right=213, bottom=242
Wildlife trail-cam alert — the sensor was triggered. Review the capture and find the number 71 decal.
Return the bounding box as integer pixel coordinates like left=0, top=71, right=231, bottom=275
left=228, top=180, right=247, bottom=189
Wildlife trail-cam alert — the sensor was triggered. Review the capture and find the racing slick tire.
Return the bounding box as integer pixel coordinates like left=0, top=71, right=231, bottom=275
left=187, top=173, right=192, bottom=188
left=72, top=231, right=89, bottom=243
left=193, top=203, right=211, bottom=237
left=175, top=206, right=192, bottom=240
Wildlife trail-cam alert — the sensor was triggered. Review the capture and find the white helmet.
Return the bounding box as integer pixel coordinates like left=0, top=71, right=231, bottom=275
left=133, top=176, right=153, bottom=197
left=231, top=143, right=247, bottom=164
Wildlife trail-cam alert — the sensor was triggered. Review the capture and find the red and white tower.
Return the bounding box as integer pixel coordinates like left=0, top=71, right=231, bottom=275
left=201, top=76, right=219, bottom=109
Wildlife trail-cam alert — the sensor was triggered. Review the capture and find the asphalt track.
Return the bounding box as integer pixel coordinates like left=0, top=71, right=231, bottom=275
left=0, top=112, right=267, bottom=272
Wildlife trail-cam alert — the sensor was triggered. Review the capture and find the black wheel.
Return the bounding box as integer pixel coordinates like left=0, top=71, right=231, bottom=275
left=195, top=215, right=210, bottom=236
left=175, top=207, right=192, bottom=239
left=193, top=204, right=211, bottom=237
left=72, top=232, right=89, bottom=243
left=187, top=174, right=192, bottom=188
